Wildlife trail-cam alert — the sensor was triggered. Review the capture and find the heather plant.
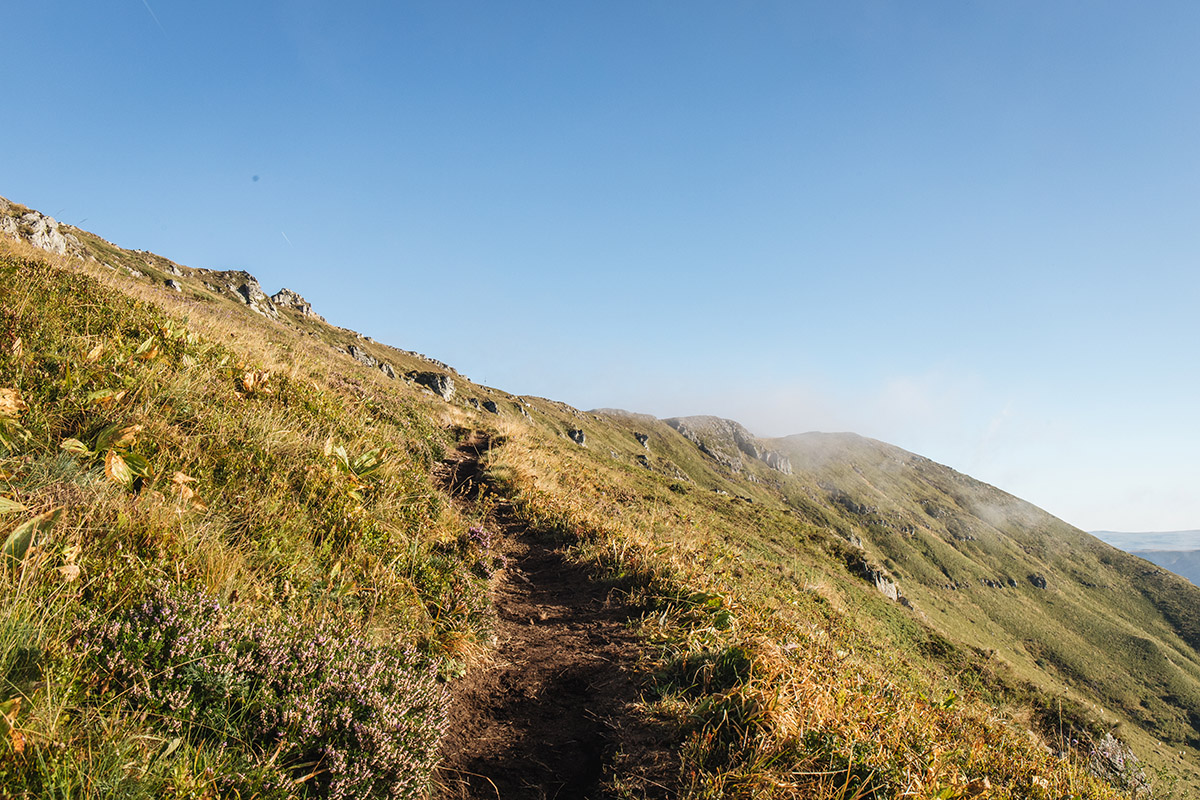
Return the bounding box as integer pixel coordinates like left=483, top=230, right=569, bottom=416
left=79, top=584, right=448, bottom=799
left=459, top=524, right=507, bottom=579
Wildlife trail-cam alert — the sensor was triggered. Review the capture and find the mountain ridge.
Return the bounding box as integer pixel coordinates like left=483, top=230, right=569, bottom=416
left=2, top=192, right=1197, bottom=796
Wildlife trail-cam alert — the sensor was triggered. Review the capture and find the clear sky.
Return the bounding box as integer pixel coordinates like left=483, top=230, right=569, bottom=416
left=4, top=2, right=1198, bottom=532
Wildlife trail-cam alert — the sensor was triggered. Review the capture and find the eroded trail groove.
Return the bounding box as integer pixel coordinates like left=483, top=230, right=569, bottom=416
left=434, top=432, right=671, bottom=800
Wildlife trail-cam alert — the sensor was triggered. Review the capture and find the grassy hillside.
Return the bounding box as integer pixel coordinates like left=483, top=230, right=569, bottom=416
left=0, top=200, right=1196, bottom=798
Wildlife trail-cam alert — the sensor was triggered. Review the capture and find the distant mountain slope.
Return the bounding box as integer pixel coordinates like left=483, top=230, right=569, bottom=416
left=1092, top=530, right=1200, bottom=587
left=1094, top=530, right=1200, bottom=552
left=763, top=432, right=1200, bottom=749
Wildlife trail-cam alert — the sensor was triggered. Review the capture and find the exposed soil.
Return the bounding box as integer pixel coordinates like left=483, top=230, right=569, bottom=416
left=433, top=432, right=674, bottom=800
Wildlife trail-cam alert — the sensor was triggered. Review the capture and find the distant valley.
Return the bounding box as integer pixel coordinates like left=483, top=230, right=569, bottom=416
left=1093, top=530, right=1200, bottom=586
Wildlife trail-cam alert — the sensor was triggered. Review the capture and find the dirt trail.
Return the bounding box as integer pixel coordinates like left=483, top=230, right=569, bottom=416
left=433, top=432, right=672, bottom=800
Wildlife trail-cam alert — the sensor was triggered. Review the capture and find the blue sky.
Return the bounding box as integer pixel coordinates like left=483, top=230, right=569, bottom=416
left=4, top=2, right=1198, bottom=532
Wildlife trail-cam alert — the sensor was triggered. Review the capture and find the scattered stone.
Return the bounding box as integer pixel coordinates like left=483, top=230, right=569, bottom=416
left=124, top=266, right=145, bottom=278
left=165, top=279, right=183, bottom=292
left=636, top=454, right=651, bottom=469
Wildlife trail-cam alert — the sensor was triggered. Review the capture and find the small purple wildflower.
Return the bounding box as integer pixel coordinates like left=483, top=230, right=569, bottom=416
left=78, top=584, right=448, bottom=799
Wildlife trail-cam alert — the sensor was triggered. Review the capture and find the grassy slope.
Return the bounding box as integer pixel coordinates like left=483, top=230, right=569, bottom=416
left=0, top=237, right=502, bottom=798
left=0, top=205, right=1194, bottom=797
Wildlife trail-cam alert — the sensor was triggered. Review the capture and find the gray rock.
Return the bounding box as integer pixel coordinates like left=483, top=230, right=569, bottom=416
left=210, top=270, right=280, bottom=319
left=568, top=429, right=586, bottom=446
left=271, top=287, right=324, bottom=320
left=165, top=279, right=183, bottom=292
left=482, top=400, right=499, bottom=414
left=347, top=344, right=377, bottom=368
left=378, top=362, right=396, bottom=379
left=164, top=263, right=183, bottom=276
left=634, top=432, right=649, bottom=449
left=875, top=573, right=901, bottom=602
left=412, top=371, right=455, bottom=401
left=1029, top=574, right=1048, bottom=589
left=0, top=198, right=82, bottom=257
left=636, top=454, right=651, bottom=469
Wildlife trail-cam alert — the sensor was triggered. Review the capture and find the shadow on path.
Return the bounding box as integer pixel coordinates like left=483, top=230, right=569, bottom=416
left=434, top=432, right=673, bottom=800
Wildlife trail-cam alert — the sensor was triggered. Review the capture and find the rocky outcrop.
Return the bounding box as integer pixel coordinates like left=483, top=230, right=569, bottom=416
left=482, top=400, right=499, bottom=414
left=1029, top=574, right=1048, bottom=589
left=634, top=432, right=649, bottom=449
left=0, top=197, right=83, bottom=257
left=875, top=572, right=902, bottom=602
left=412, top=371, right=455, bottom=401
left=347, top=344, right=377, bottom=368
left=568, top=429, right=587, bottom=446
left=165, top=279, right=183, bottom=292
left=665, top=416, right=793, bottom=475
left=271, top=288, right=324, bottom=320
left=209, top=270, right=280, bottom=319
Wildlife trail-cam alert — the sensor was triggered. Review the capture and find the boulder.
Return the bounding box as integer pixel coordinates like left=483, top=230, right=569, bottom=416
left=634, top=432, right=649, bottom=449
left=1029, top=574, right=1048, bottom=589
left=568, top=429, right=586, bottom=446
left=482, top=400, right=499, bottom=414
left=347, top=344, right=377, bottom=368
left=378, top=362, right=396, bottom=380
left=412, top=371, right=455, bottom=401
left=165, top=279, right=183, bottom=292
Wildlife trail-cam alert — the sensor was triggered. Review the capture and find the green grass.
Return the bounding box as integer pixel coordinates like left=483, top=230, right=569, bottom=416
left=0, top=248, right=490, bottom=797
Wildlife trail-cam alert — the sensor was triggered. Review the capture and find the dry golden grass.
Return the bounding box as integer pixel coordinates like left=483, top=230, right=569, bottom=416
left=485, top=423, right=1130, bottom=799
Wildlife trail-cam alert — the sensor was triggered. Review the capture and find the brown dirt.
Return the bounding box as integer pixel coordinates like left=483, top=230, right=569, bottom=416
left=433, top=432, right=674, bottom=800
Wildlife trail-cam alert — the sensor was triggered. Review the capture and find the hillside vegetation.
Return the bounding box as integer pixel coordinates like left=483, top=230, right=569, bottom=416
left=1, top=199, right=1197, bottom=798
